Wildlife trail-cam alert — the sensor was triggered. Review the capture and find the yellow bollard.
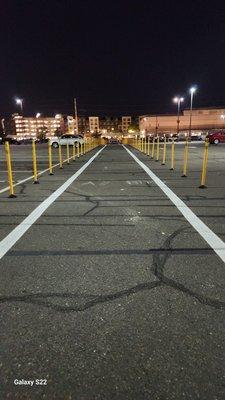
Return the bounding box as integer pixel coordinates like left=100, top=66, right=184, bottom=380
left=199, top=139, right=209, bottom=188
left=144, top=137, right=147, bottom=154
left=77, top=143, right=80, bottom=158
left=84, top=139, right=86, bottom=154
left=170, top=140, right=175, bottom=170
left=66, top=143, right=70, bottom=164
left=161, top=137, right=167, bottom=165
left=48, top=140, right=54, bottom=175
left=155, top=136, right=160, bottom=161
left=72, top=143, right=76, bottom=161
left=5, top=141, right=16, bottom=198
left=58, top=144, right=63, bottom=168
left=147, top=137, right=150, bottom=156
left=181, top=138, right=189, bottom=177
left=32, top=139, right=39, bottom=184
left=151, top=137, right=155, bottom=158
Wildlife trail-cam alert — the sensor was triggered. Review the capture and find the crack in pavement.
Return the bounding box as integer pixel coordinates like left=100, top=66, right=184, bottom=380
left=0, top=226, right=225, bottom=312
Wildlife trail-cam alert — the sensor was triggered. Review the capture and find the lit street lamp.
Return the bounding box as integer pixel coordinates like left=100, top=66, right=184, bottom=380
left=36, top=113, right=41, bottom=118
left=173, top=96, right=184, bottom=135
left=15, top=98, right=23, bottom=114
left=188, top=86, right=196, bottom=139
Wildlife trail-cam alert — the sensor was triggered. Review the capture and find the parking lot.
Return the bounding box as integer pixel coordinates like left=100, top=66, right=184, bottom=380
left=0, top=142, right=225, bottom=399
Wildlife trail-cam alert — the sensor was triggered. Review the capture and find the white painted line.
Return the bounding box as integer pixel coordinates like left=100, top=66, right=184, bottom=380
left=0, top=146, right=106, bottom=260
left=123, top=145, right=225, bottom=263
left=0, top=153, right=88, bottom=194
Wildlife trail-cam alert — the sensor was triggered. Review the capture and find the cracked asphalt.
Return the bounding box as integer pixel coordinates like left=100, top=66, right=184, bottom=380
left=0, top=143, right=225, bottom=400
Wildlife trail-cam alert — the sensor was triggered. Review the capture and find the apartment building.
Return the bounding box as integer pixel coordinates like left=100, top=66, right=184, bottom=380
left=6, top=114, right=136, bottom=138
left=121, top=116, right=132, bottom=133
left=89, top=116, right=99, bottom=133
left=10, top=113, right=74, bottom=138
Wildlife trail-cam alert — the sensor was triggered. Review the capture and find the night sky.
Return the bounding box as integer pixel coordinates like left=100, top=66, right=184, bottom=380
left=1, top=0, right=225, bottom=117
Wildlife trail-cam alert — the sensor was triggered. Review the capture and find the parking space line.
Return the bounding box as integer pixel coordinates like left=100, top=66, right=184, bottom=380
left=123, top=145, right=225, bottom=263
left=0, top=146, right=106, bottom=260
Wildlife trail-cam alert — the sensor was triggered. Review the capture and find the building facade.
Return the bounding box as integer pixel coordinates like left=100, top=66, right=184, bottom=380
left=121, top=116, right=132, bottom=133
left=139, top=108, right=225, bottom=135
left=89, top=116, right=99, bottom=133
left=9, top=113, right=74, bottom=139
left=5, top=114, right=136, bottom=138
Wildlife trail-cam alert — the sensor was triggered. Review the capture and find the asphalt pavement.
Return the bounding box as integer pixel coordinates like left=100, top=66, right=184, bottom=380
left=0, top=143, right=225, bottom=400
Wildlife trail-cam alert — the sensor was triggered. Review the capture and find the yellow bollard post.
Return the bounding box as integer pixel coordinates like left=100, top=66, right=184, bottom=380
left=199, top=139, right=209, bottom=189
left=58, top=143, right=63, bottom=168
left=147, top=137, right=150, bottom=156
left=48, top=140, right=54, bottom=175
left=77, top=143, right=80, bottom=158
left=32, top=139, right=39, bottom=184
left=161, top=136, right=167, bottom=165
left=144, top=137, right=147, bottom=154
left=155, top=136, right=160, bottom=161
left=151, top=137, right=155, bottom=159
left=66, top=143, right=70, bottom=164
left=72, top=143, right=76, bottom=161
left=181, top=138, right=189, bottom=177
left=170, top=140, right=175, bottom=170
left=84, top=139, right=86, bottom=154
left=5, top=141, right=16, bottom=198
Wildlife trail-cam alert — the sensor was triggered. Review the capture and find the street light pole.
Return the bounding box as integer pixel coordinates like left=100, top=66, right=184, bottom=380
left=189, top=87, right=196, bottom=139
left=221, top=114, right=225, bottom=130
left=173, top=96, right=184, bottom=135
left=74, top=98, right=79, bottom=135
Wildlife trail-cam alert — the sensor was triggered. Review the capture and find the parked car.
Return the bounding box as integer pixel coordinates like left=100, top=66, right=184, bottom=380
left=49, top=134, right=84, bottom=148
left=108, top=138, right=120, bottom=144
left=206, top=131, right=225, bottom=144
left=4, top=137, right=21, bottom=145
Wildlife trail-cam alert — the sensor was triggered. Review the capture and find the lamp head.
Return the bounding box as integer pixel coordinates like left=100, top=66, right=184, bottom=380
left=190, top=87, right=196, bottom=94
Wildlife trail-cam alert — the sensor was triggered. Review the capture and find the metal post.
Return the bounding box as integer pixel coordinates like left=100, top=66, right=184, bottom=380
left=151, top=137, right=155, bottom=159
left=156, top=136, right=160, bottom=161
left=147, top=137, right=150, bottom=156
left=48, top=140, right=54, bottom=175
left=74, top=98, right=79, bottom=135
left=5, top=141, right=16, bottom=198
left=66, top=143, right=70, bottom=164
left=181, top=139, right=189, bottom=177
left=72, top=143, right=76, bottom=161
left=59, top=144, right=63, bottom=168
left=162, top=136, right=167, bottom=165
left=199, top=139, right=209, bottom=188
left=170, top=140, right=175, bottom=170
left=32, top=139, right=39, bottom=183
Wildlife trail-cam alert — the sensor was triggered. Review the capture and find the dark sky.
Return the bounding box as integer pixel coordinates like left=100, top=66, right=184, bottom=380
left=1, top=0, right=225, bottom=117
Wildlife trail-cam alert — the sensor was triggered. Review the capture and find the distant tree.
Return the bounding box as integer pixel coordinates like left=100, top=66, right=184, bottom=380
left=37, top=126, right=48, bottom=140
left=54, top=127, right=63, bottom=137
left=128, top=124, right=139, bottom=133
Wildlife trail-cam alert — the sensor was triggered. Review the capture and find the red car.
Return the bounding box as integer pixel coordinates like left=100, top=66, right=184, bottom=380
left=207, top=131, right=225, bottom=144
